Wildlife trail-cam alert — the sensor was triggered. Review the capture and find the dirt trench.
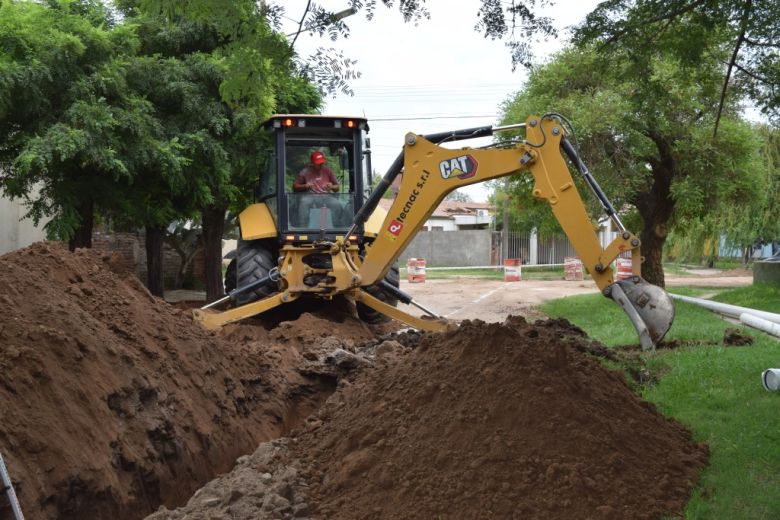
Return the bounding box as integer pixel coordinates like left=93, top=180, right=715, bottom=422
left=1, top=243, right=709, bottom=520
left=0, top=243, right=384, bottom=520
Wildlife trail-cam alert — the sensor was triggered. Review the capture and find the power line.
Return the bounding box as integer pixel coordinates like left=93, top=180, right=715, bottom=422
left=326, top=82, right=523, bottom=90
left=367, top=112, right=496, bottom=118
left=370, top=114, right=497, bottom=121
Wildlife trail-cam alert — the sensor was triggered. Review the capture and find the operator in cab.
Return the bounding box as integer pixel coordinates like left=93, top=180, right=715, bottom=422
left=292, top=151, right=343, bottom=226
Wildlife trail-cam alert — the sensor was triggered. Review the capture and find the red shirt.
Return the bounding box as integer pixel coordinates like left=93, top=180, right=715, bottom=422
left=295, top=166, right=337, bottom=193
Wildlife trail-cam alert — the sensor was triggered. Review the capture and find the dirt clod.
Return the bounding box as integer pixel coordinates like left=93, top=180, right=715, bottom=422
left=723, top=327, right=754, bottom=346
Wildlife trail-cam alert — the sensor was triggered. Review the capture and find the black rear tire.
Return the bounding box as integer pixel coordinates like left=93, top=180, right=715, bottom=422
left=234, top=239, right=279, bottom=306
left=357, top=263, right=400, bottom=324
left=224, top=257, right=237, bottom=294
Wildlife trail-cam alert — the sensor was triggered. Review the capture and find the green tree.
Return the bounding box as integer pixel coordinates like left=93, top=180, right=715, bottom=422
left=575, top=0, right=780, bottom=133
left=755, top=127, right=780, bottom=244
left=500, top=45, right=766, bottom=286
left=667, top=124, right=780, bottom=265
left=119, top=7, right=321, bottom=300
left=1, top=1, right=320, bottom=299
left=0, top=0, right=149, bottom=249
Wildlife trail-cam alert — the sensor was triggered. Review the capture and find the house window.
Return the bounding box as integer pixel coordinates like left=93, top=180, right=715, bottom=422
left=431, top=226, right=444, bottom=231
left=421, top=226, right=429, bottom=231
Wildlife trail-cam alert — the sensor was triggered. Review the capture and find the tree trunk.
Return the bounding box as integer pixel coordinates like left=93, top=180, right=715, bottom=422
left=68, top=200, right=94, bottom=251
left=163, top=233, right=203, bottom=290
left=635, top=185, right=674, bottom=288
left=201, top=206, right=227, bottom=303
left=638, top=224, right=668, bottom=288
left=145, top=225, right=166, bottom=297
left=163, top=237, right=187, bottom=289
left=635, top=131, right=677, bottom=288
left=177, top=249, right=201, bottom=290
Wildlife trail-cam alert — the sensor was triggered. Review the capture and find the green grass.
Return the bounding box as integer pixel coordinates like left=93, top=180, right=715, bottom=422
left=407, top=267, right=505, bottom=280
left=713, top=257, right=749, bottom=270
left=711, top=284, right=780, bottom=313
left=400, top=265, right=565, bottom=281
left=401, top=262, right=748, bottom=282
left=665, top=258, right=748, bottom=272
left=667, top=286, right=718, bottom=298
left=664, top=263, right=694, bottom=276
left=539, top=285, right=780, bottom=519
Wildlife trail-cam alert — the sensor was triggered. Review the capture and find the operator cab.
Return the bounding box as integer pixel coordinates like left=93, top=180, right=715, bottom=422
left=257, top=115, right=371, bottom=240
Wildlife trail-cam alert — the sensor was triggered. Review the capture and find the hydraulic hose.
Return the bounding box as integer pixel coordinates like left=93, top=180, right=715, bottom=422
left=560, top=136, right=626, bottom=232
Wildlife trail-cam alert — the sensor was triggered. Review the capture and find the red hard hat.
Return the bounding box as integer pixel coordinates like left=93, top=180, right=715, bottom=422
left=310, top=151, right=327, bottom=165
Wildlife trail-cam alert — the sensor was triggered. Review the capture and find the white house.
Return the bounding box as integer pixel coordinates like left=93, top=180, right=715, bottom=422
left=378, top=199, right=494, bottom=231
left=0, top=196, right=47, bottom=255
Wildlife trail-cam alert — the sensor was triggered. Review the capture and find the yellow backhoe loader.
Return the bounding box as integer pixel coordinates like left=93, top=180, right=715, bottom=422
left=193, top=113, right=674, bottom=350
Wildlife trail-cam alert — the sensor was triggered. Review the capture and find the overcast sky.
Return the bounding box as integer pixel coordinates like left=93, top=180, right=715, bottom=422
left=282, top=0, right=599, bottom=201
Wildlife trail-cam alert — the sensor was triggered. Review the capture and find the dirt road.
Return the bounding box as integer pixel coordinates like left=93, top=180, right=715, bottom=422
left=401, top=271, right=753, bottom=322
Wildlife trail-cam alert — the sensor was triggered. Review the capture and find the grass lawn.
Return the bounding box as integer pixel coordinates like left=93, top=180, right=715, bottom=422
left=400, top=265, right=568, bottom=281
left=665, top=258, right=749, bottom=273
left=540, top=284, right=780, bottom=519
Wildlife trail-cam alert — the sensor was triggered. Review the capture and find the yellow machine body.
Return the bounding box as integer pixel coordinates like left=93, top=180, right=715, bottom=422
left=362, top=205, right=388, bottom=238
left=238, top=203, right=277, bottom=240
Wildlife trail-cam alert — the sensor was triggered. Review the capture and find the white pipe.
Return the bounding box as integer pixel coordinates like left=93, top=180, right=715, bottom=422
left=740, top=313, right=780, bottom=338
left=0, top=452, right=25, bottom=520
left=670, top=294, right=780, bottom=325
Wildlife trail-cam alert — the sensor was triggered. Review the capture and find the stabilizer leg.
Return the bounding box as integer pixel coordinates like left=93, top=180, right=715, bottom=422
left=193, top=292, right=296, bottom=330
left=353, top=289, right=449, bottom=332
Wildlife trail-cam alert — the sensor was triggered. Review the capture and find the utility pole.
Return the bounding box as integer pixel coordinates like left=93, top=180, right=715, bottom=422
left=501, top=179, right=509, bottom=262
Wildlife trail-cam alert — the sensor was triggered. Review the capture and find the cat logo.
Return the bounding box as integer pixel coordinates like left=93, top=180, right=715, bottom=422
left=439, top=154, right=478, bottom=180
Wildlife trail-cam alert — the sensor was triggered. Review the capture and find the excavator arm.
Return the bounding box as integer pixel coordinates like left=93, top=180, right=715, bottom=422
left=355, top=114, right=674, bottom=349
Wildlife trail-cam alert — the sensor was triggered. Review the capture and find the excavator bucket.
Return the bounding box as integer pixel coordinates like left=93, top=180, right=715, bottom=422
left=606, top=276, right=675, bottom=350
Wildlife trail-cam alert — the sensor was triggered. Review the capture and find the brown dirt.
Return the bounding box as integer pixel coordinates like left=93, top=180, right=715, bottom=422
left=294, top=317, right=708, bottom=519
left=147, top=317, right=708, bottom=520
left=0, top=243, right=378, bottom=520
left=1, top=242, right=711, bottom=520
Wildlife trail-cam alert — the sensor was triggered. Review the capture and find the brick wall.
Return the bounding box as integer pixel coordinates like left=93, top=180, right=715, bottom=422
left=91, top=231, right=205, bottom=289
left=91, top=232, right=143, bottom=277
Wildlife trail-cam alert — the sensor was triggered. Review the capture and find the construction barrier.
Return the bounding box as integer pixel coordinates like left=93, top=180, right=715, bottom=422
left=564, top=256, right=583, bottom=281
left=615, top=257, right=633, bottom=281
left=406, top=258, right=426, bottom=283
left=504, top=258, right=522, bottom=282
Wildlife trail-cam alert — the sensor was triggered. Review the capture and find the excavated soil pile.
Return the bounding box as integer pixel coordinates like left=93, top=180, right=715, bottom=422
left=147, top=317, right=709, bottom=520
left=0, top=242, right=375, bottom=520
left=295, top=317, right=709, bottom=519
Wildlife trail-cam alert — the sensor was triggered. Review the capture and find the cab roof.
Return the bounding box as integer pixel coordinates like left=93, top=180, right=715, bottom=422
left=263, top=114, right=369, bottom=131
